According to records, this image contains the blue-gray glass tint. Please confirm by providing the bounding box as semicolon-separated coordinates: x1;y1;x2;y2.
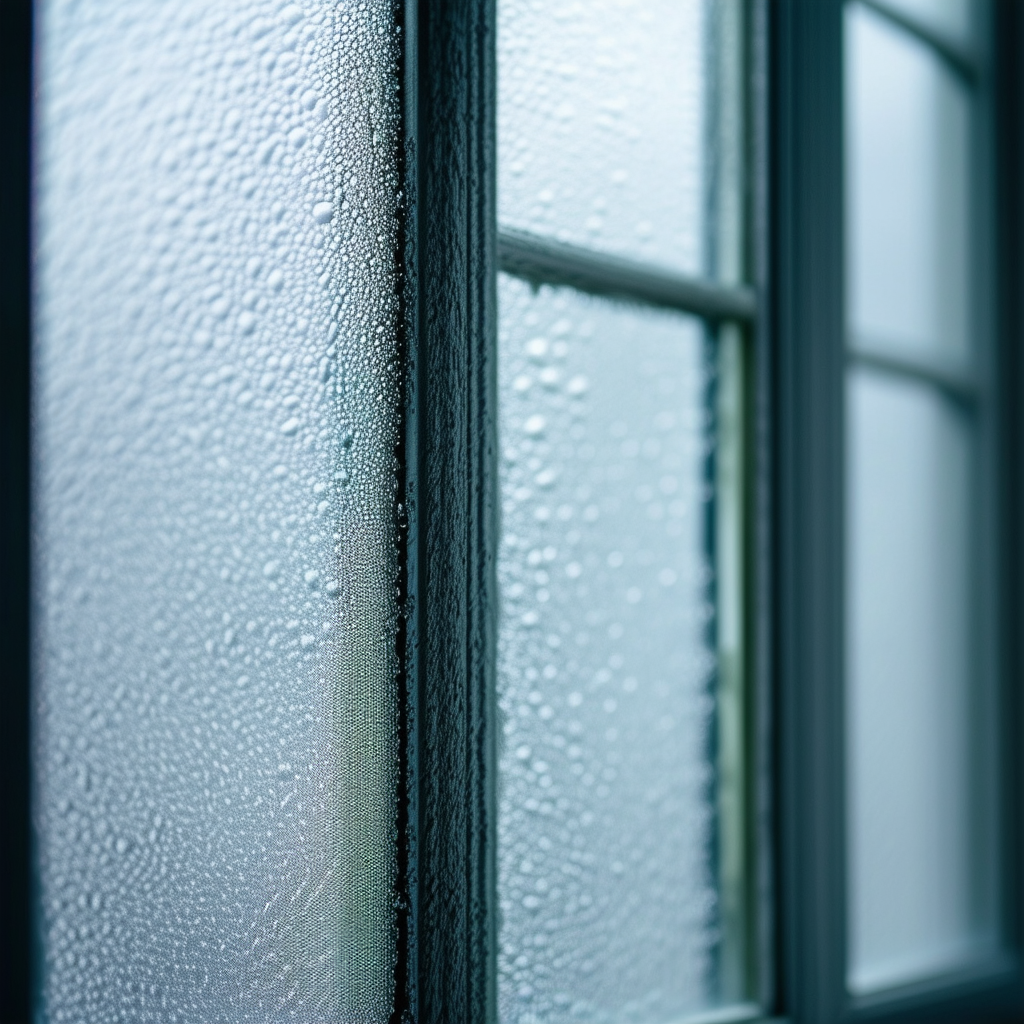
844;0;998;995
33;1;401;1019
498;0;745;282
846;3;972;365
496;276;749;1023
845;369;996;993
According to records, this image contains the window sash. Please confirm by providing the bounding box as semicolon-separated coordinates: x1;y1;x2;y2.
776;0;1023;1022
490;1;770;1018
5;0;1024;1021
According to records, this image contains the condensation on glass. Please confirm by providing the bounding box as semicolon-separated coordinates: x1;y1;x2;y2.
844;0;997;996
496;3;750;1017
496;279;749;1023
33;1;401;1020
498;0;745;281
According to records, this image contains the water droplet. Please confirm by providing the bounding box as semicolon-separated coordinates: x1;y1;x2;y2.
525;337;549;361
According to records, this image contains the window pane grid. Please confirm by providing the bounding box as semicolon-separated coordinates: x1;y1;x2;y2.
845;0;984;408
496;1;757;1018
844;0;1000;1000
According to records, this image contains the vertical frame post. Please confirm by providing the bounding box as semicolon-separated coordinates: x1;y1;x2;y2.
0;0;34;1020
771;2;848;1022
403;2;499;1022
994;0;1024;1014
772;2;1024;1021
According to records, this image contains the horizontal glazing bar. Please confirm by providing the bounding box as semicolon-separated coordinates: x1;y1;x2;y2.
497;227;758;323
847;342;980;403
858;0;979;82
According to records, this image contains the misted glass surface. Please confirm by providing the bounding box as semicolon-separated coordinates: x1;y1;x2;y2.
846;3;972;364
33;1;400;1020
496;276;748;1023
498;0;745;280
845;369;995;994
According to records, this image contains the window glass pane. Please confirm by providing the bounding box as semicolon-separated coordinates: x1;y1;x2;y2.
498;0;745;281
496;275;750;1022
845;368;996;994
846;3;972;365
33;1;401;1019
874;0;974;44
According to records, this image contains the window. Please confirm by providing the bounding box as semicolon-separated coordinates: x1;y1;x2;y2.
845;0;999;997
494;2;757;1020
774;1;1023;1021
31;1;403;1019
5;1;1024;1023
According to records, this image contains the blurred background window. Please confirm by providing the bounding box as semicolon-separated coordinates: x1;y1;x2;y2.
844;0;1000;999
32;1;402;1019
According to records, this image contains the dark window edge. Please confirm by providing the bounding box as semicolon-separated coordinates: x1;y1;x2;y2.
0;0;34;1019
404;2;498;1022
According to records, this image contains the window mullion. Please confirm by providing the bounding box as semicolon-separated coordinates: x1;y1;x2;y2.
772;1;849;1021
845;346;981;404
407;1;498;1021
497;229;758;323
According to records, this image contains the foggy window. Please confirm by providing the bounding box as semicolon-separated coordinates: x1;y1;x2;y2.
14;1;1020;1023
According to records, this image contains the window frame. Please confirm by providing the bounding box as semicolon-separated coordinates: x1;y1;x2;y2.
773;1;1024;1022
842;0;1002;1006
491;1;771;1014
5;1;1024;1022
398;3;499;1020
402;3;774;1021
407;0;1024;1021
1;0;32;1019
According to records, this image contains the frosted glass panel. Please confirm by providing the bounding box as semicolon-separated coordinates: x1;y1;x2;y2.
496;275;744;1023
33;1;400;1020
846;3;972;363
846;369;994;994
498;0;745;279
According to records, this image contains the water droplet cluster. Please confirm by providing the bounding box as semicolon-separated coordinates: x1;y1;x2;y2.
33;0;401;1020
498;0;708;273
496;275;721;1023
